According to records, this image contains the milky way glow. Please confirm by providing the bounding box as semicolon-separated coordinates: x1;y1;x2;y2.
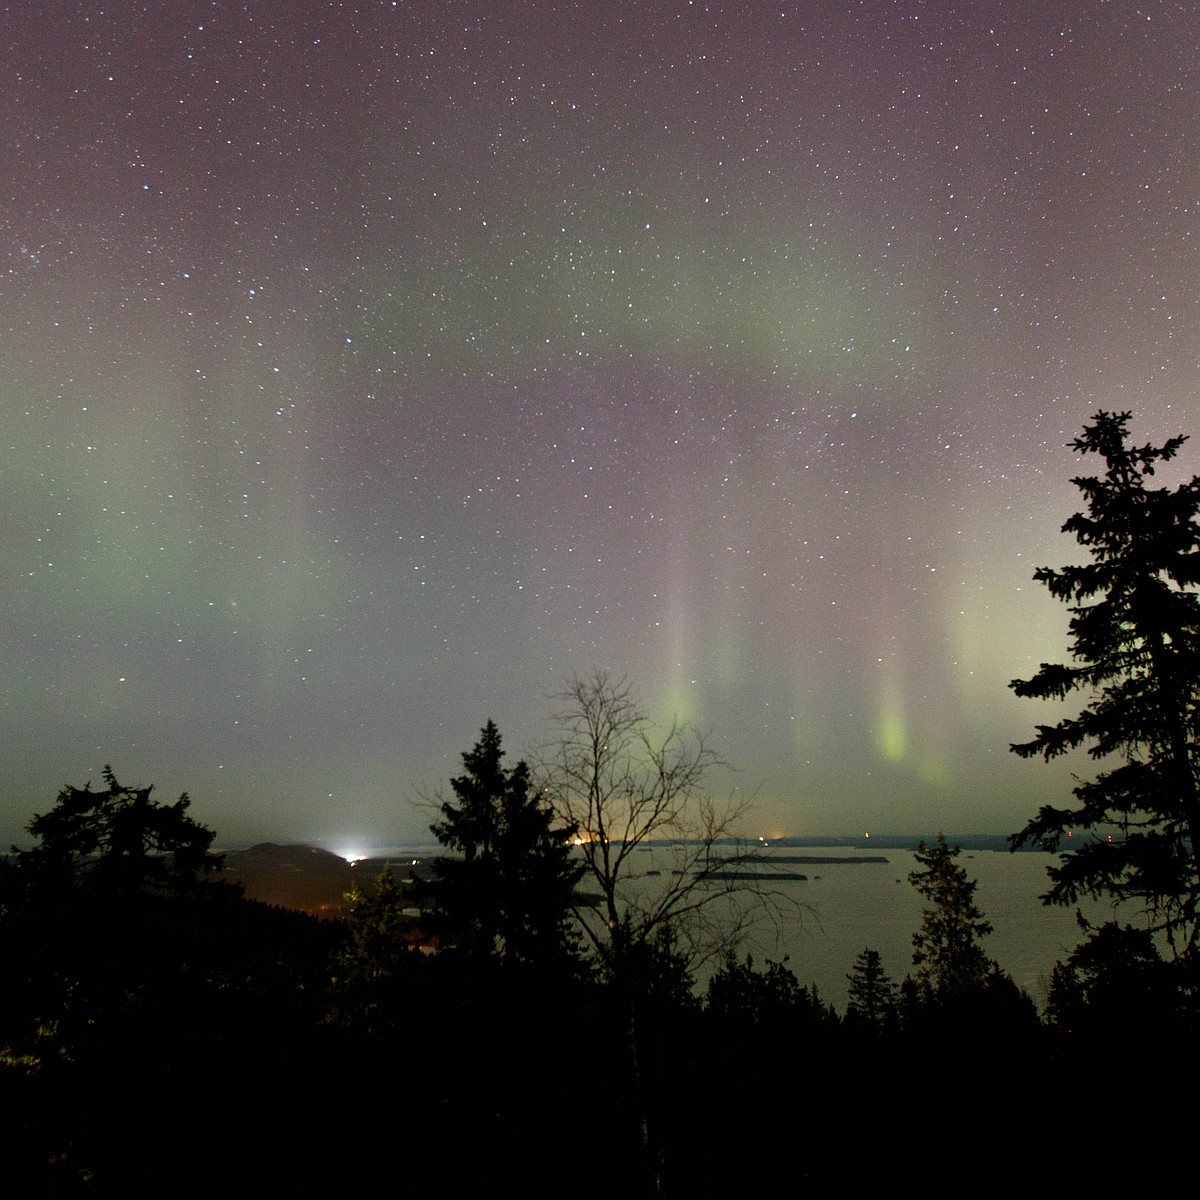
3;3;1196;847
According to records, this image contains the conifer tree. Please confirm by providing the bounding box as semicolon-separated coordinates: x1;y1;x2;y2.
1010;411;1200;954
340;865;417;979
431;720;582;970
19;765;223;898
909;834;997;996
1043;920;1174;1034
845;947;899;1032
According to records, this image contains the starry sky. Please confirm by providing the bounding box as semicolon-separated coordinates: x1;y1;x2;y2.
4;1;1198;850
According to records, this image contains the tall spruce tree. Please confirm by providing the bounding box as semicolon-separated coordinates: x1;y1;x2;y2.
431;720;582;970
1010;411;1200;955
845;947;899;1032
909;834;997;996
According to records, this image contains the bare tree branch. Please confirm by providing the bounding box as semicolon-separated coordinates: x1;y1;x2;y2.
535;670;800;975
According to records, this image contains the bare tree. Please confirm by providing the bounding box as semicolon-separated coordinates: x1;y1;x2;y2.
538;670;779;977
537;671;795;1196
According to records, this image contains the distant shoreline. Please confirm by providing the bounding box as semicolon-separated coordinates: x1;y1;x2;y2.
207;833;1034;857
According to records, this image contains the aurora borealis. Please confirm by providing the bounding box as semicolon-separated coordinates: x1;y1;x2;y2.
3;2;1197;848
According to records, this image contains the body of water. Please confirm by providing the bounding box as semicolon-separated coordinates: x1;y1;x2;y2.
725;845;1109;1010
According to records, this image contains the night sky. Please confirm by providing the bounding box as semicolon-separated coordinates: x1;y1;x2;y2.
4;2;1197;850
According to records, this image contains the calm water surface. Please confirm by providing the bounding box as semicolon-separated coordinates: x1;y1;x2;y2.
729;846;1108;1009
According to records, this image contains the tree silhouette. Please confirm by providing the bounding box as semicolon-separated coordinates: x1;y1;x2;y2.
1044;919;1179;1035
845;947;899;1033
3;771;342;1188
538;671;784;979
707;951;834;1040
18;765;223;898
909;834;996;996
537;672;797;1197
432;720;582;970
1010;410;1200;955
